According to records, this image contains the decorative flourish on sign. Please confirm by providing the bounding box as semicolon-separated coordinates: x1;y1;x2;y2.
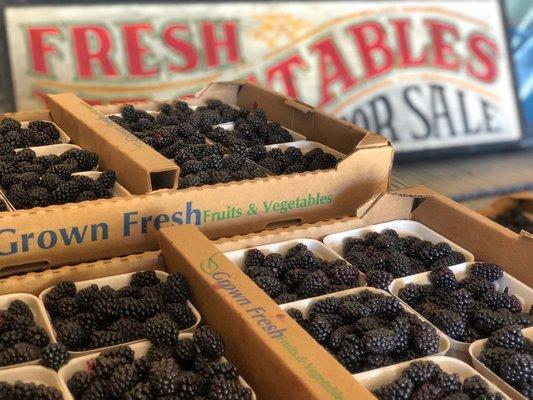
250;13;310;49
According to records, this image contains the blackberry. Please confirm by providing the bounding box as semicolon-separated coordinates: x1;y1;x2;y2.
368;297;403;320
166;303;197;329
56;297;79;319
253;276;283;298
487;325;527;350
74;285;99;311
499;353;533;385
328;264;360;286
327;325;354;351
0;343;40;366
434;371;461;395
149;357;180;396
287;308;305;324
399;283;428;306
308;316;333;345
411;320;440;356
92;297;120;322
40;342;70;370
89;330;125;348
356;316;388;332
143;314;181;346
365;354;395;370
296;270;330;298
173;337;198;368
309;297;341;319
123;381;151;400
55;321;89;350
470;263;504;282
433;310;466;340
130;270;159;288
412;383;444;400
96;170;116;190
275;293;299;304
107;363;139;397
194;326;225;361
473;308;514;336
402;361;443;386
479;347;517;371
365;270;394;290
100;345;135;362
430;267;458;290
164;272;190;304
336;338;366;373
208;377;251;400
373;377;415;400
481;290;522;313
460;276;494;297
463;375;489;398
363;328;396;355
108;318;143;341
93;355;129;379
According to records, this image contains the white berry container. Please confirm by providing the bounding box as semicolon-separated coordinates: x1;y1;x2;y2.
354;355;510;399
0;365;72;399
469;326;533;400
0;293;57;370
279;286;450;363
16;120;72;150
322;220;474;267
39;271;201;358
389;263;533;363
224;238;366;302
58;336;256;400
264;140;346;161
72;171;131;198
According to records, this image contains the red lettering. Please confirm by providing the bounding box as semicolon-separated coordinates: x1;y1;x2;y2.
392;19;428;68
467;34;498;82
27;27;60;75
265;54;306;98
310;37;358;105
201;22;240;67
347;21;394;79
163;24;198;73
71;25;118;78
426;20;460;71
122;23;159;77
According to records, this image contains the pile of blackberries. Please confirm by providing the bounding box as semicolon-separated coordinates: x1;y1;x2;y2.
398;263;532;342
175;143;268;189
0;299;51;367
245;145;339;175
478;325;532;397
0;118;61;150
340;229;467;290
0;380;63;400
373;360;504;400
66;327;253;399
43;271;197;351
493;205;532;234
0;146;116;209
243;243;363;304
287;290;440;373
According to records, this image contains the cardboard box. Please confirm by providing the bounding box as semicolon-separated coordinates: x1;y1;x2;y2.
159;224;372;400
0;82;392;271
477;192;532;233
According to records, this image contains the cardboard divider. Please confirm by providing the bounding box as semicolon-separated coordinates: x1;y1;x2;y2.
46;93;178;194
356;187;533;287
159;224;373;400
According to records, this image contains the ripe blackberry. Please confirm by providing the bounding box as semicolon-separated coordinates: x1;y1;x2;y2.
309;297;341;319
399;283;428;306
173;337;198;369
479;347;517;371
164;272;190;304
89;330;125;348
149;357;180;396
96;170;116;190
402;360;443;386
373;376;415;400
0;343;40;366
470;263;504;282
55;321;89;350
93;355;130;379
430;267;458;290
484;290;523;313
460;276;494;297
500;353;533;385
473;308;514;336
107;363;139;397
365;270;394;290
143;314;181;346
411;383;444;400
363;328;396;355
487;325;527;350
296;270;331;298
67;370;95;396
308;316;333;345
194;326;225;361
108;318;143;342
166;303;196;329
252;275;282;298
328;264;360;286
40;342;70;370
433;310;466;340
368;297;403;320
411;320;440;356
123;381;151;400
434;371;461;395
463;375;490;398
130;270;159;288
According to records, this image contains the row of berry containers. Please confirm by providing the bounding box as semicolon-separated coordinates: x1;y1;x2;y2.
0;144;131;210
0;271;201;371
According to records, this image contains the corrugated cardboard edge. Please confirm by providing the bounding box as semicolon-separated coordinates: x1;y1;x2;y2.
46;93;178;194
356;186;533;287
1;110;52;122
159;224;372;400
0;251;161;296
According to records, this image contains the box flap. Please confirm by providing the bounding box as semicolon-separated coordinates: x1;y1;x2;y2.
159;225;372;400
46;93;178;194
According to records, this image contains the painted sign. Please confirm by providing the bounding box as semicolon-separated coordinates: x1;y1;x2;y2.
4;1;523;152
